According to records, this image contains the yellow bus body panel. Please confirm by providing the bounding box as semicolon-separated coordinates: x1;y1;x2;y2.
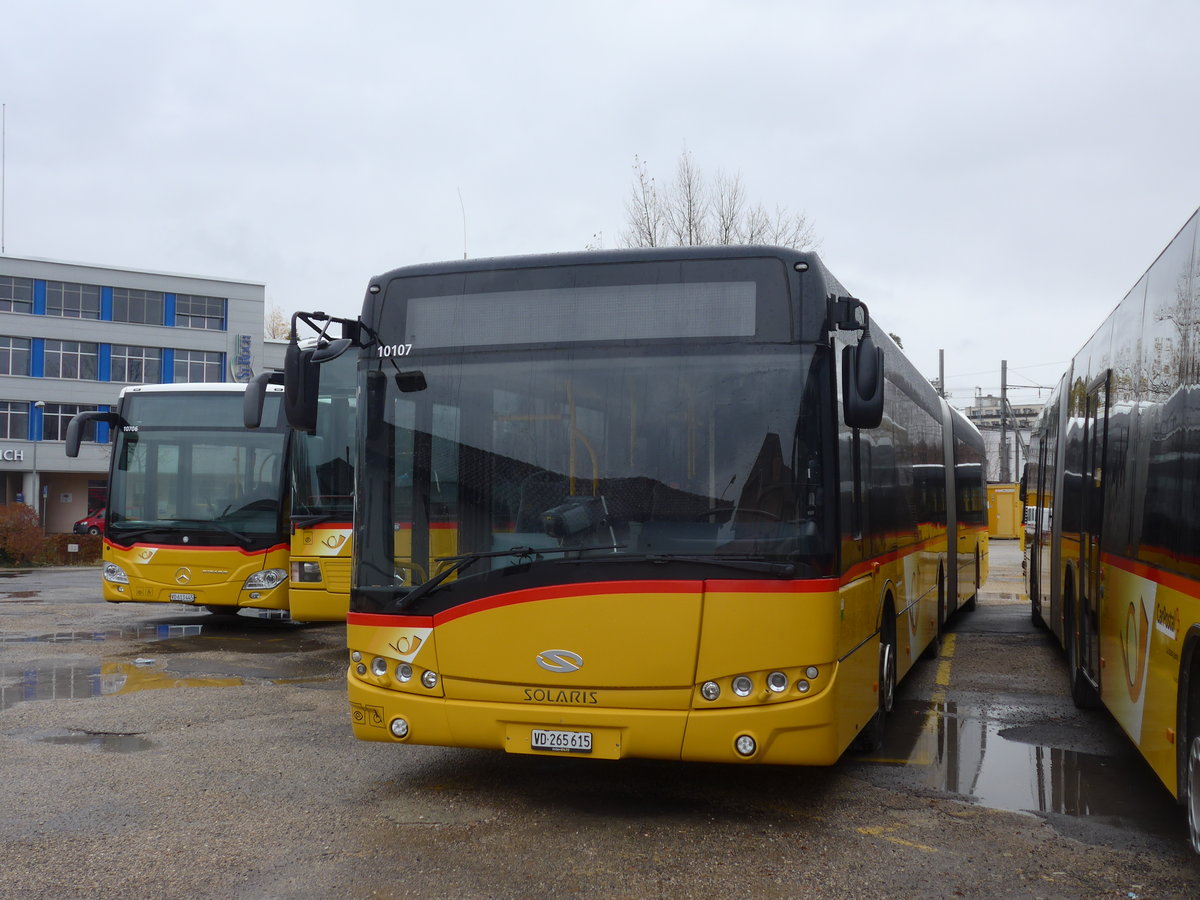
1098;557;1200;799
346;577;892;765
288;525;353;621
102;540;289;610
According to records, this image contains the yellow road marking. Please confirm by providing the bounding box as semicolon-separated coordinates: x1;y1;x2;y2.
856;825;939;852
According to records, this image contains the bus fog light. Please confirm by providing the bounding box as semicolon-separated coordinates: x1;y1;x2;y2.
421;670;438;689
732;675;753;697
371;657;389;677
390;718;410;739
805;666;819;680
355;663;367;676
291;561;322;582
701;681;720;701
767;672;788;693
396;663;413;683
735;735;757;757
796;680;811;694
102;563;129;585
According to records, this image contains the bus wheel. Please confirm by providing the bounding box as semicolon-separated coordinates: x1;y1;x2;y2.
1188;734;1200;854
1067;597;1100;709
962;550;980;612
853;615;896;752
923;570;945;660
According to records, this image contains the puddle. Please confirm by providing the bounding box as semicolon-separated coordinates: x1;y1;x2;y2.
0;658;243;712
0;624;205;645
136;631;327;656
863;698;1181;836
39;732;154;753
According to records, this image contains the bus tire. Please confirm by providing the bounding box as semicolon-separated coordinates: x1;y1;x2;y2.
853;609;897;753
1189;734;1200;855
1065;588;1100;709
962;549;980;612
923;568;945;660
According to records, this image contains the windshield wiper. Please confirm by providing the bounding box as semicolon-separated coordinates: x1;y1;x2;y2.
292;513;337;528
586;553;796;578
394;543;625;612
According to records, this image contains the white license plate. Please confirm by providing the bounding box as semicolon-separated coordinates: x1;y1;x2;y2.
531;728;592;753
168;592;197;603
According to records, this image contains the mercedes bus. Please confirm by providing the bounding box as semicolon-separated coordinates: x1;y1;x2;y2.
67;383;292;615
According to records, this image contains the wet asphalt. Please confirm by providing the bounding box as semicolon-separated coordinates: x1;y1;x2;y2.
1;545;1199;899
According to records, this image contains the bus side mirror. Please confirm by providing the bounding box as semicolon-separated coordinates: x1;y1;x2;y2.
244;371;285;429
65;410;120;458
843;331;884;429
284;341;320;434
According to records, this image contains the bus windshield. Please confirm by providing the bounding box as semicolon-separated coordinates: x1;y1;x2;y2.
107;391;289;548
355;343;834;611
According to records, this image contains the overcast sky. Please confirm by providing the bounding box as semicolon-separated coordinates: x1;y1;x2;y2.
5;0;1200;408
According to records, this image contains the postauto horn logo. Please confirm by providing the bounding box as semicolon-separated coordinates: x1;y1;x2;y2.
536;649;584;674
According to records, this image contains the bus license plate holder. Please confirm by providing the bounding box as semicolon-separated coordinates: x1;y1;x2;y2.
168;592;197;604
530;728;592;753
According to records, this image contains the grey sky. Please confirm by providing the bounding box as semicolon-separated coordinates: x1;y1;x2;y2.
4;0;1199;407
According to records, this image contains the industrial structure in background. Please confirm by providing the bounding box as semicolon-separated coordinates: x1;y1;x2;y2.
0;255;272;533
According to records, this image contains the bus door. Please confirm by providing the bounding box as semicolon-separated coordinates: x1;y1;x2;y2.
1077;371;1110;692
1031;436;1049;606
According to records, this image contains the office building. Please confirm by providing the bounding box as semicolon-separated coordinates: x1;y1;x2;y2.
0;255;266;533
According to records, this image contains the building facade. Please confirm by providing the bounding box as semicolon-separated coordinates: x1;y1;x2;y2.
0;255;266;533
963;392;1044;483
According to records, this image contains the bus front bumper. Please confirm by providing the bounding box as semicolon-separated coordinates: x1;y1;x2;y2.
347;672;847;766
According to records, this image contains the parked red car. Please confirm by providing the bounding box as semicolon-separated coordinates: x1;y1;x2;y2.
73;508;105;535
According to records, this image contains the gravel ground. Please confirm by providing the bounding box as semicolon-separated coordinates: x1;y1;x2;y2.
1;547;1198;899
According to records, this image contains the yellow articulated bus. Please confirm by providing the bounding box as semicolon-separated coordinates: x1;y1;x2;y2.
1025;205;1200;853
284;247;987;764
66;383;293;616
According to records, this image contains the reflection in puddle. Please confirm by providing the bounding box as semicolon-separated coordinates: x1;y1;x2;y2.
0;659;242;712
863;699;1180;834
40;733;154;753
0;624;205;645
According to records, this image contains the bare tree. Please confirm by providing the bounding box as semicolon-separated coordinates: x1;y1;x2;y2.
623;155;666;248
621;150;818;251
265;305;290;340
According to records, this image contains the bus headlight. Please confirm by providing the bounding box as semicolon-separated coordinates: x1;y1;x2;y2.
370;657;389;677
291;561;322;582
421;670;438;689
243;568;287;590
396;663;413;683
102;563;129;584
701;681;721;701
767;672;788;693
732;675;753;697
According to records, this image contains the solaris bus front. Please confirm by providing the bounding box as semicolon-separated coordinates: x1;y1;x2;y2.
293;249;919;765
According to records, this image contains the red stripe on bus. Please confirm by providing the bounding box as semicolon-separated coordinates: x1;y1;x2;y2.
103;539;289;556
1103;552;1200;600
347;577;839;629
